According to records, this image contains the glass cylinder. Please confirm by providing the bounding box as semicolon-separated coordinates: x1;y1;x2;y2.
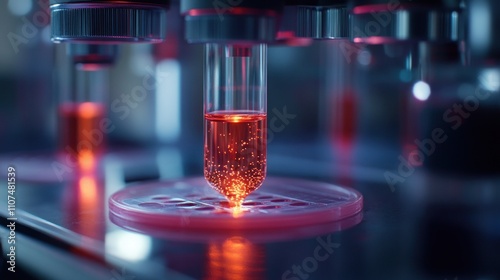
204;44;267;208
59;61;109;161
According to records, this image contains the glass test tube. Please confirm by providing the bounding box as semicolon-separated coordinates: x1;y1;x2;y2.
204;44;267;208
59;60;109;161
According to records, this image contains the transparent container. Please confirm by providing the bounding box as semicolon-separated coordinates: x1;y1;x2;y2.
59;67;109;159
204;44;267;208
58;45;112;162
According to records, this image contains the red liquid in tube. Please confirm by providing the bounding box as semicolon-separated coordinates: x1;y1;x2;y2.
59;102;105;158
204;113;267;208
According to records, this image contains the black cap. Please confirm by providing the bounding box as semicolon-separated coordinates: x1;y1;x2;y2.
51;0;169;43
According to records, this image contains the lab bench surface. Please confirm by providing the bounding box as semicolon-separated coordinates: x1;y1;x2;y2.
1;146;500;280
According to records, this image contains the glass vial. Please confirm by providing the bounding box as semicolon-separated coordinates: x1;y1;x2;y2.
59;55;109;161
204;44;267;208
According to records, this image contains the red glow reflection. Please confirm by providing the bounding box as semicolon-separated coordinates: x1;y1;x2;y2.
205;236;265;280
275;31;313;47
186;8;277;17
331;89;357;186
352;3;418;14
353;36;399;45
64;154;104;241
401;88;425;168
77;63;109;71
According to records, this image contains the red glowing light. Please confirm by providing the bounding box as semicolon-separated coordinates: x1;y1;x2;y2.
59;102;105;157
206;237;264;280
186;7;277;17
352;3;417;14
353;36;399;44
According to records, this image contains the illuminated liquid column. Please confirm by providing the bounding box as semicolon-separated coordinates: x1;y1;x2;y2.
204;44;267;208
59;45;114;161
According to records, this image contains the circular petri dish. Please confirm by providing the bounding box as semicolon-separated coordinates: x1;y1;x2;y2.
109;177;363;232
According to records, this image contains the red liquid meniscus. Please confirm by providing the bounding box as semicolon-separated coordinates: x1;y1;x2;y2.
204;113;267;208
